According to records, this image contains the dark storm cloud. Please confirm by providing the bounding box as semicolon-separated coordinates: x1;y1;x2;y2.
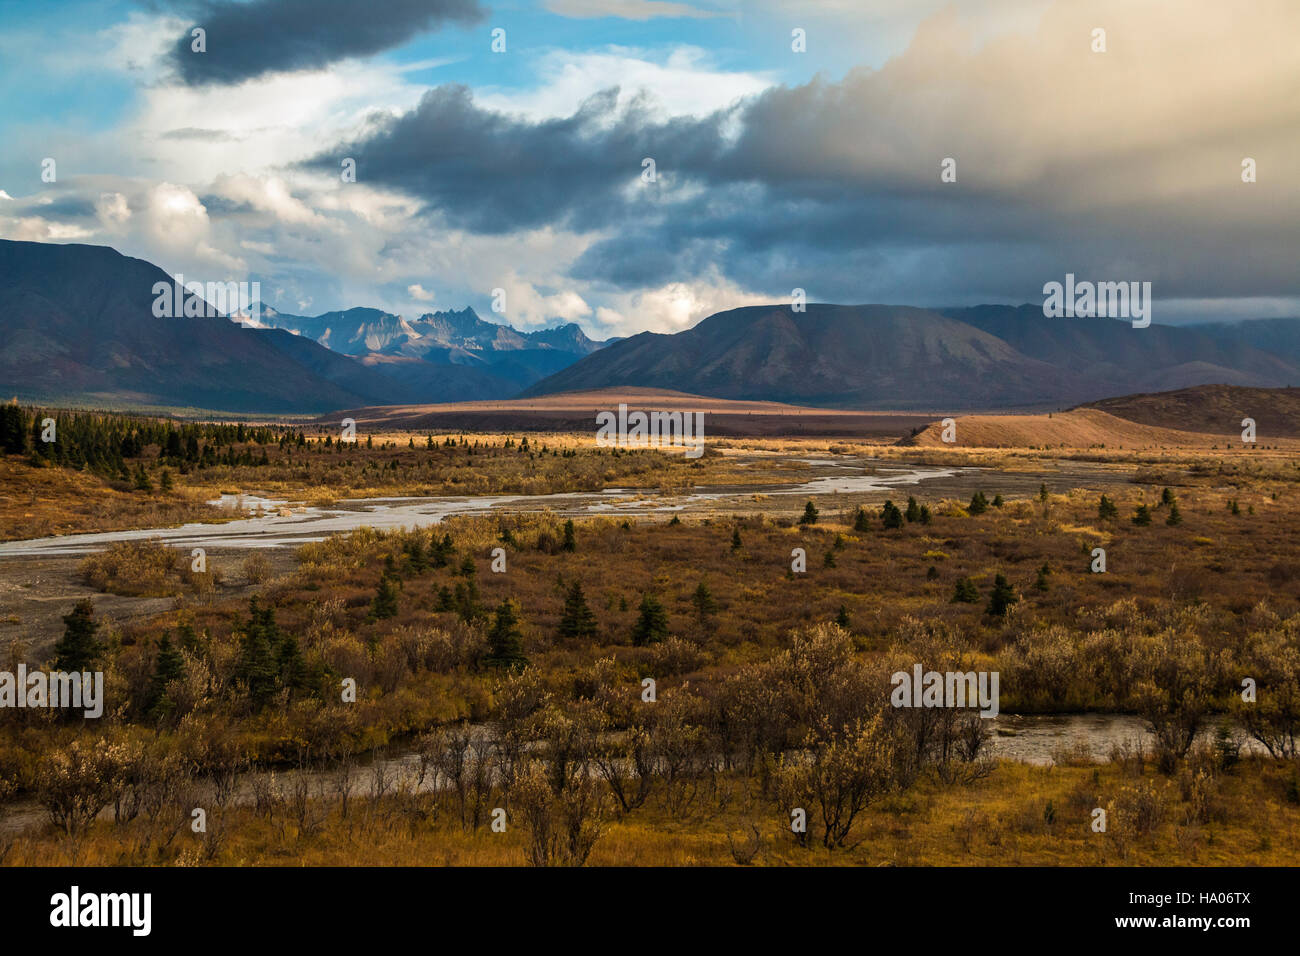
32;196;99;219
304;5;1300;308
310;85;726;234
165;0;485;86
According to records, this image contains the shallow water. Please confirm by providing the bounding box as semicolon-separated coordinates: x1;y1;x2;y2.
0;714;1267;835
0;459;978;557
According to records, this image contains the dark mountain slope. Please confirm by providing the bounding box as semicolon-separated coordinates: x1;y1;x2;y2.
527;303;1300;410
0;240;401;413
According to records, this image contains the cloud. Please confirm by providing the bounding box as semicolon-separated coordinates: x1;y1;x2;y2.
308;0;1300;310
407;283;436;301
95;192;132;231
165;0;485;86
307;84;729;234
474;46;774;120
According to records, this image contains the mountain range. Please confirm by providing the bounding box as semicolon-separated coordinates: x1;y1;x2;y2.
0;240;606;413
4;240;1300;414
523;304;1300;410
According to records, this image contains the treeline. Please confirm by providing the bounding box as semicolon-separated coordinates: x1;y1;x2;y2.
0;404;301;477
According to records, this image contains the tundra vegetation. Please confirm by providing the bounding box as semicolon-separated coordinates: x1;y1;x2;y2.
1;407;1299;865
0;406;769;542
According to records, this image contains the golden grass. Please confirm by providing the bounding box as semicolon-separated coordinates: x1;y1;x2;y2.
7;758;1297;867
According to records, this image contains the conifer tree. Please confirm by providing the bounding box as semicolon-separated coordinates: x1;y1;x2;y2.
369;574;400;620
53;599;101;672
986;574;1018;617
485;600;528;669
558;581;598;640
951;578;980;604
631;594;669;646
853;507;871;532
799;500;819;526
234;598;281;709
145;633;186;718
691;580;718;624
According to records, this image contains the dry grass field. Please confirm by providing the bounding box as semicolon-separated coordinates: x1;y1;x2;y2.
2;395;1299;867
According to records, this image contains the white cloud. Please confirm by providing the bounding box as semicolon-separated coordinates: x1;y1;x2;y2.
475;46;774;121
95;192;131;231
593;268;768;335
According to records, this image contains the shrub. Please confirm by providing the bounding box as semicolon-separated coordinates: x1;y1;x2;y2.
79;540;180;597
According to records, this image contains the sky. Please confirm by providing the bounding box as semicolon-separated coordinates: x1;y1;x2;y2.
0;0;1297;336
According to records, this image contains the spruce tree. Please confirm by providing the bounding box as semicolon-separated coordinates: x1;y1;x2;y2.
631;594;670;646
1166;501;1183;526
905;497;920;523
835;604;851;629
0;404;27;454
853;507;871;533
145;633;186;718
370;575;400;620
1098;495;1119;519
968;492;988;515
692;580;718;623
799;500;819;526
430;533;453;568
435;585;454;612
276;632;309;695
561;519;577;552
558;581;598;640
1133;504;1152;526
951;578;980;604
731;528;743;552
405;537;428;573
53;599;101;672
234;598;280;709
455;577;484;621
881;500;904;529
485;600;529;669
986;574;1018;617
